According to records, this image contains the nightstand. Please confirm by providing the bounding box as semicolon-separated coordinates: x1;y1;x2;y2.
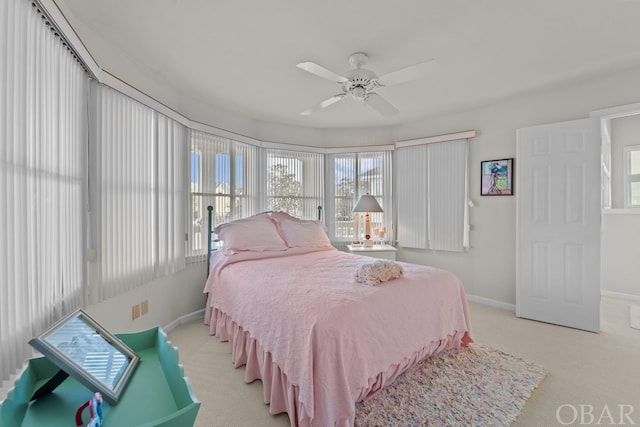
347;244;397;260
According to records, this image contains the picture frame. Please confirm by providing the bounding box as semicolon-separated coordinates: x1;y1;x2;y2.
481;158;514;196
28;308;139;405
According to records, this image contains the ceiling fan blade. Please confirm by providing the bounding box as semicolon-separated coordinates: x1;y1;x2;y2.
366;93;399;117
377;59;439;87
296;62;349;83
300;94;346;116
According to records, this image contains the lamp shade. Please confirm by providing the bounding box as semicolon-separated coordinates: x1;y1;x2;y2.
352;194;383;213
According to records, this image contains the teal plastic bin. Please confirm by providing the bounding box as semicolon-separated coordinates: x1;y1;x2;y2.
0;327;200;427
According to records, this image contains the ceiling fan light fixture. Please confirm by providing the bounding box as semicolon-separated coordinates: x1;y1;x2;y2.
348;52;369;69
352;86;366;100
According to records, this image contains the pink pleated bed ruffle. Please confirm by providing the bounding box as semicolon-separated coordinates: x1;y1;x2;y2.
207;303;311;425
205;300;471;427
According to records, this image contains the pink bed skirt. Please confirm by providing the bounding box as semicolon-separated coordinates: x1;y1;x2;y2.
204;298;471;426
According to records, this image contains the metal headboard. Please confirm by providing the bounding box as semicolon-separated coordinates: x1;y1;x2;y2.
206;206;214;267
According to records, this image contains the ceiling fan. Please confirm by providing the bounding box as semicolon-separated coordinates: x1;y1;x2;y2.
296;52;438;117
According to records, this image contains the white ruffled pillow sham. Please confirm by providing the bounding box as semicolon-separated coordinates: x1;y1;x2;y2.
214;215;287;255
270;212;333;249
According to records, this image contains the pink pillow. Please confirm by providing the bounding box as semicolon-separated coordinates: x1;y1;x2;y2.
269;211;302;223
276;217;333;249
214;215;287;254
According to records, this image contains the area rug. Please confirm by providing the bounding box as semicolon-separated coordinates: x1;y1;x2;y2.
355;344;546;426
631;305;640;330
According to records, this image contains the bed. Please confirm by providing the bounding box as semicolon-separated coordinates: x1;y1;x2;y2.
203;210;472;426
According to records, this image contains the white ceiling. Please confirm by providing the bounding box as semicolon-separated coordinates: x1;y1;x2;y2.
53;0;640;130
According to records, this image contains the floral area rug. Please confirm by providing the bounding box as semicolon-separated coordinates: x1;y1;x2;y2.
355;344;546;426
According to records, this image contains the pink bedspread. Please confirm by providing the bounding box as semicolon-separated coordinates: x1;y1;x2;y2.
203;248;472;426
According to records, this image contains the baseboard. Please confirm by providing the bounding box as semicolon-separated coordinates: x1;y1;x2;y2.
467;294;516;312
601;290;640;303
163;308;205;333
467;291;640;311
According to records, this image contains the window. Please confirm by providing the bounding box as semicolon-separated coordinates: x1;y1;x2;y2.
326;151;393;243
624;145;640;208
188;131;258;258
264;149;324;219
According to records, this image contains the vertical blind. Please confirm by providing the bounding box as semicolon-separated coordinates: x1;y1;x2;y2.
396;139;469;251
264;148;324;219
396;144;428;248
88;83;186;302
1;0;87;383
155;115;187;276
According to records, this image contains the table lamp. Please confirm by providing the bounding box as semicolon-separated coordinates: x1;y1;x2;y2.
352;194;383;246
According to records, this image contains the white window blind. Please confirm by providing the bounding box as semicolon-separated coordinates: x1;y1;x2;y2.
1;0;87;383
396;144;428;249
396;139;469;251
188;130;259;259
264;148;324;219
88;83;186;302
155;115;187;275
326;151;393;245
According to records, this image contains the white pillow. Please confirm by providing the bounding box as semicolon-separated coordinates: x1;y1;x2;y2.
277;217;333;249
214;215;287;254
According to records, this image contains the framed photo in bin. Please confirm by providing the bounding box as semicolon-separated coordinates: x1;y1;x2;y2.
481;158;514;196
28;308;139;405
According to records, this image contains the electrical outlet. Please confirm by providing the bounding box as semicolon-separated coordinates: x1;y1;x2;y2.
132;304;141;320
141;300;148;315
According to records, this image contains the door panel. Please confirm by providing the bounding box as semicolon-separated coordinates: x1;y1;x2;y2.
516;118;601;332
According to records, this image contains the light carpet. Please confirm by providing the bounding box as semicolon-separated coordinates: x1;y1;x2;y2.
631;305;640;330
355;344;546;427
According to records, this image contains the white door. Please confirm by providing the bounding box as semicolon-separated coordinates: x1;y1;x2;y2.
516;118;601;332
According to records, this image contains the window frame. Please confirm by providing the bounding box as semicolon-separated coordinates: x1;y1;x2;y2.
188;131;259;259
624;144;640;208
329;152;392;243
264;149;324;220
188;133;236;258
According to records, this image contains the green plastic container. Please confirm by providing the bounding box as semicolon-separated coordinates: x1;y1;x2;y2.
0;327;200;427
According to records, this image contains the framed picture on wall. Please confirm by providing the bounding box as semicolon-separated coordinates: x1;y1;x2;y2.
481;158;514;196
